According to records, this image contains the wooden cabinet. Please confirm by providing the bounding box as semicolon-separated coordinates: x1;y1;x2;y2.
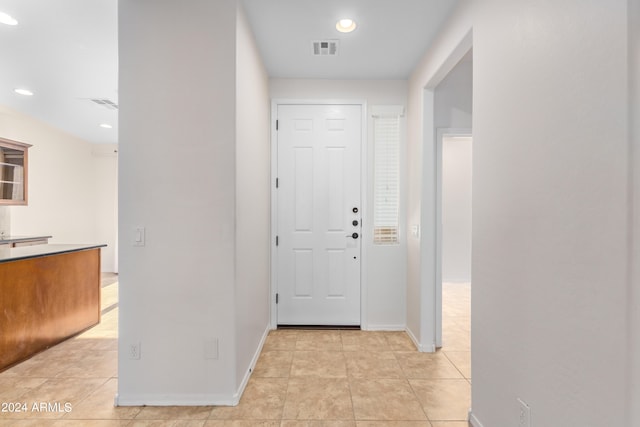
0;137;31;205
0;245;103;372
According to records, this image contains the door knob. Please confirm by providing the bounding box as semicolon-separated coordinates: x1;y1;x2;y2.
352;220;359;226
352;207;359;213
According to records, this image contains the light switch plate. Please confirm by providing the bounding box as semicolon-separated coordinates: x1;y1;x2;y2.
133;226;145;246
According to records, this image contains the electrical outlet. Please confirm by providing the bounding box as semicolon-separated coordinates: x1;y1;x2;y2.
129;342;141;360
204;338;219;360
518;398;531;427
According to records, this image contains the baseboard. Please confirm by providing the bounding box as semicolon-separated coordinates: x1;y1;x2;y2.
405;327;436;353
421;342;436;352
364;324;406;331
114;393;238;406
469;410;485;427
405;326;421;351
233;324;271;404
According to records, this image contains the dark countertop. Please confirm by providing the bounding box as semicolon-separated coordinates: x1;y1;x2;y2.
0;235;52;244
0;244;106;264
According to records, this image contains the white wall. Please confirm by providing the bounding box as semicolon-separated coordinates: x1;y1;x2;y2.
0;105;117;271
118;0;239;404
435;59;473;130
406;84;425;346
118;0;270;405
630;0;640;424
92;144;119;273
442;136;472;282
0;206;9;237
435;56;473;284
410;1;630;426
269;79;408;330
235;3;271;390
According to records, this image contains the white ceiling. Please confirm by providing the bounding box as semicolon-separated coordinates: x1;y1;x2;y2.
242;0;460;79
0;0;118;145
0;0;459;145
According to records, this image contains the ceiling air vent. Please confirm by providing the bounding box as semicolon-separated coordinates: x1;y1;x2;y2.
90;98;118;110
312;40;339;56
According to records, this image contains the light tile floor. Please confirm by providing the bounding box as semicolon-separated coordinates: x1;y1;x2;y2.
0;278;470;427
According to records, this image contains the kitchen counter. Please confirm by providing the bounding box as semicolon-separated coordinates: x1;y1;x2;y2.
0;243;105;371
0;243;105;263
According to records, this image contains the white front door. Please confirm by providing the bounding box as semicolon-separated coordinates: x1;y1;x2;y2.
276;104;362;325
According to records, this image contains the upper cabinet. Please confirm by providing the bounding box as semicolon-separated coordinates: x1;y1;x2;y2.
0;138;31;205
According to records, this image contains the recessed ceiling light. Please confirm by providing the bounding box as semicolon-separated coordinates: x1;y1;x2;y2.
336;18;356;33
100;123;113;129
14;88;33;96
0;11;18;26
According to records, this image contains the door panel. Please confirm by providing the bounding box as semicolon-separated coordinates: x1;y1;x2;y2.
294;148;313;231
276;104;361;325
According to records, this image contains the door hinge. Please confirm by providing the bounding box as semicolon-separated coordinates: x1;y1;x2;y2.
276;177;279;188
276;293;279;304
276;120;279;130
276;236;279;246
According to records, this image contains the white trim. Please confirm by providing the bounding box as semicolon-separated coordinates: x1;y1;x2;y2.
405;326;420;350
365;324;406;331
270;102;278;330
405;326;436;352
360;102;369;329
419;88;438;353
270;99;368;329
434;128;472;348
115;393;239;407
422;342;436;353
235;325;270;404
469;410;485;427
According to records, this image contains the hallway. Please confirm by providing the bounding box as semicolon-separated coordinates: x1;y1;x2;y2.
0;276;470;426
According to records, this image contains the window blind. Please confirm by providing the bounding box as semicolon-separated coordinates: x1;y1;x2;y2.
373;113;400;244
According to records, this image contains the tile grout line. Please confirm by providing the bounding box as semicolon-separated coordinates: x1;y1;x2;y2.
60;376;113;420
441;350;469;381
343;342;359;423
395;345;434;424
280;335;295;423
337;337;360;423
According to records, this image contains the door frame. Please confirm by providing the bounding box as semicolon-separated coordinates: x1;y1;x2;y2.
435;128;472;347
270;99;368;329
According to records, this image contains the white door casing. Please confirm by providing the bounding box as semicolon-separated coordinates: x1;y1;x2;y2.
275;104;362;325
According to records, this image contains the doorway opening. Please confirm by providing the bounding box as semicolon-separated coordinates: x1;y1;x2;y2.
436;132;472;355
417;33;472;354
